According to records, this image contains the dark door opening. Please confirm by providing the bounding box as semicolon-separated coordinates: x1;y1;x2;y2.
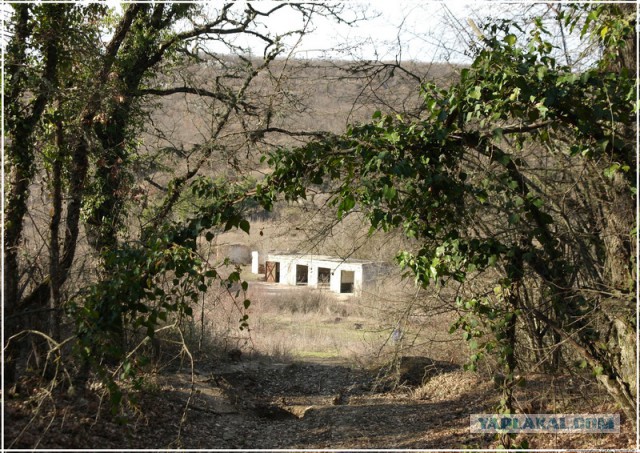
340;270;355;293
296;264;309;285
318;267;331;288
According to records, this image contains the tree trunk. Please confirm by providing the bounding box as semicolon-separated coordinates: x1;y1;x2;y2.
533;308;636;425
4;4;64;384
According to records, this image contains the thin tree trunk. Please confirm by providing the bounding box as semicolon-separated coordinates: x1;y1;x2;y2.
4;4;63;385
48;114;65;341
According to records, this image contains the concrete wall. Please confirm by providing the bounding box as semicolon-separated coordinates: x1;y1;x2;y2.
251;251;259;274
222;244;251;265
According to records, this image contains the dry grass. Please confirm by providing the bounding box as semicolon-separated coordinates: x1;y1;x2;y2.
245;284;388;363
412;369;486;401
182;262;469;372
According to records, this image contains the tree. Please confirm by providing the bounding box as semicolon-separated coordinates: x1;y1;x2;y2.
4;2;356;392
260;3;637;433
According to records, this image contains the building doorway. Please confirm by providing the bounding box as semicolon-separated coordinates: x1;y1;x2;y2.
265;261;280;282
318;267;331;288
340;270;355;293
296;264;309;285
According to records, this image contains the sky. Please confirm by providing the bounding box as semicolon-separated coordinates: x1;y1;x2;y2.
264;1;478;63
217;1;483;64
222;2;586;66
0;1;558;65
0;1;474;62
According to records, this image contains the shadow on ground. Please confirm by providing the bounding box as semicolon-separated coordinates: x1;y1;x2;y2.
172;357;495;449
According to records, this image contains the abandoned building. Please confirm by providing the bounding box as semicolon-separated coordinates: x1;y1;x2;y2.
253;252;387;296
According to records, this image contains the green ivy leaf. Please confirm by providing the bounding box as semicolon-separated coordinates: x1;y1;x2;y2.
239;219;250;234
383;184;397;201
338;194;356;217
604;163;620;179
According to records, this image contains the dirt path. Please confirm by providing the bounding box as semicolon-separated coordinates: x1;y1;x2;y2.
168;359;493;449
5;356;493;449
5;356;634;449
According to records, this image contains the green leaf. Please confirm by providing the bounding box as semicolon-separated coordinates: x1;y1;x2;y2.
383;184;397;201
498;154;511;166
339;194;356;216
531;197;544;208
504;34;517;46
239;219;250;234
537;103;548;118
110;389;123;409
386;131;400;143
604;163;620;179
536;66;547;80
243;299;251;309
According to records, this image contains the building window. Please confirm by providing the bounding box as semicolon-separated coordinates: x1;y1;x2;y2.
340;270;355;293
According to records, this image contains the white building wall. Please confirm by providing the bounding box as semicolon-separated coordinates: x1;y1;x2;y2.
251;251;259;274
308;265;318;287
354;266;363;295
265;254;378;296
329;268;341;293
280;260;291;285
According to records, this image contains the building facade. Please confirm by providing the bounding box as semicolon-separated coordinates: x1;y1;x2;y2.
255;252;386;296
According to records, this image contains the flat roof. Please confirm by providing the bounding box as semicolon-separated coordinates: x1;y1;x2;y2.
265;253;375;265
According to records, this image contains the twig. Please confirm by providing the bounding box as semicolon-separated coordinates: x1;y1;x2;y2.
172;324;196;447
111;323;177;378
